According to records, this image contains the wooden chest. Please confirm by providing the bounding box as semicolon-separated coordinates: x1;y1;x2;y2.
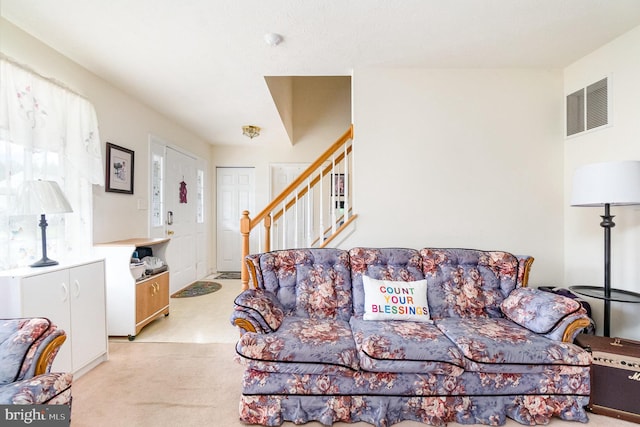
575;334;640;424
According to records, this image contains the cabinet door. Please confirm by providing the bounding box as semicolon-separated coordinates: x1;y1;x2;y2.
135;272;169;327
154;272;170;314
69;261;107;371
22;270;73;372
135;279;155;325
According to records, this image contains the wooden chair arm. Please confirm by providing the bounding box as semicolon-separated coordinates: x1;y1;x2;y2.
562;318;592;343
35;334;66;376
234;318;257;334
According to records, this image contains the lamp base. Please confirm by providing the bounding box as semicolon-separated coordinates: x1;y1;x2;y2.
30;257;59;268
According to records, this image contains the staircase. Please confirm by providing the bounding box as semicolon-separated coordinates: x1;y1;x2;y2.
240;125;356;289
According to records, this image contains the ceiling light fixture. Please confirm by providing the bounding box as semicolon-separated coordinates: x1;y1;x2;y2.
264;33;283;46
242;125;261;139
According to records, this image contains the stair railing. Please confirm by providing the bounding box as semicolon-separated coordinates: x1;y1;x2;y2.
240;125;355;289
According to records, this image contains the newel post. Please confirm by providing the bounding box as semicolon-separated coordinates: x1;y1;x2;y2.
240;210;251;291
263;215;272;252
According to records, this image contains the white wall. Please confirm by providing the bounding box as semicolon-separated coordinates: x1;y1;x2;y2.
347;68;565;285
564;25;640;339
1;19;212;252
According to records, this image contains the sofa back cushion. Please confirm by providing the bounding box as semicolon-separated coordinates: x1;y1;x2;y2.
420;248;519;319
257;248;352;321
349;248;424;317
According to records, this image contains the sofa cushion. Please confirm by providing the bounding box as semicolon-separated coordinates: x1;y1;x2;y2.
501;287;582;334
258;249;352;321
349;248;424;318
436;317;591;374
350;317;464;376
235;316;359;374
362;276;431;322
420;249;519;319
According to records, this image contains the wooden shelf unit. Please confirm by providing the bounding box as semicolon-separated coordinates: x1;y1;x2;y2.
95;238;170;340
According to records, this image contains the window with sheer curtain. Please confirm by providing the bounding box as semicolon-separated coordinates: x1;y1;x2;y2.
0;58;104;270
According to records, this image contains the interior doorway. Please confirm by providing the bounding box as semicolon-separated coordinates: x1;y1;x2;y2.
216;167;255;272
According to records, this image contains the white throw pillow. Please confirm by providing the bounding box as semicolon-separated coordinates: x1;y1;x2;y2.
362;276;431;322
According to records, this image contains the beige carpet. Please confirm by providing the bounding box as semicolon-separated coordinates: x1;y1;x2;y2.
71;342;243;426
71;342;636;427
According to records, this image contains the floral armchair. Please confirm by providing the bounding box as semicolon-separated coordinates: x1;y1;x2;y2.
0;318;72;405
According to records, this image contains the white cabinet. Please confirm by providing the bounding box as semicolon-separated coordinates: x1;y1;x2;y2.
0;260;108;377
94;238;170;340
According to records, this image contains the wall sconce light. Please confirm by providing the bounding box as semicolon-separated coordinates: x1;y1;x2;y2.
242;125;261;139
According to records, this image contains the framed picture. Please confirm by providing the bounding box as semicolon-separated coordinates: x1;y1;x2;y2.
106;142;134;194
331;173;345;196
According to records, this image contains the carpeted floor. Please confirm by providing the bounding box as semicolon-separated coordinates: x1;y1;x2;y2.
71;342;242;426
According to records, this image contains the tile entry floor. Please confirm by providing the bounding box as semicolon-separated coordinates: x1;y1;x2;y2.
109;277;241;344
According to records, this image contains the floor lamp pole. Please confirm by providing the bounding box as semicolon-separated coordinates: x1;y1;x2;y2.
600;203;614;337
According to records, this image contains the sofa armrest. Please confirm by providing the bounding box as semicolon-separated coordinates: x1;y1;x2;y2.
501;287;591;342
542;309;593;342
0;372;73;405
230;289;285;334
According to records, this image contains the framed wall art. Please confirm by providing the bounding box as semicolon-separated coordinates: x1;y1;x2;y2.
331;173;345;196
106;142;135;194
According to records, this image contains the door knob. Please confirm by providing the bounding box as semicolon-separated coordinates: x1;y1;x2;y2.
167;230;175;236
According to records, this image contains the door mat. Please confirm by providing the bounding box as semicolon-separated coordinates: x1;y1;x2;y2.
215;272;241;280
171;281;222;298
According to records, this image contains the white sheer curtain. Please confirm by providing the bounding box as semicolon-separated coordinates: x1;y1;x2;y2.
0;58;103;270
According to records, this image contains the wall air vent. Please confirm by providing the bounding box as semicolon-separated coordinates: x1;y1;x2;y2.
566;77;608;137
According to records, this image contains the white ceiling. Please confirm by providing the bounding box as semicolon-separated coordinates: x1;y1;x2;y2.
2;0;640;147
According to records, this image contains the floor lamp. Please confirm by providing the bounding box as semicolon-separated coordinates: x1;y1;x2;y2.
570;160;640;337
16;180;73;267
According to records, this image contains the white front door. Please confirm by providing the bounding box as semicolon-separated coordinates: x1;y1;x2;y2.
216;167;255;272
165;147;197;293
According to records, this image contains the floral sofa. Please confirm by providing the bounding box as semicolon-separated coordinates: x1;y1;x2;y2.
0;317;72;405
231;248;592;427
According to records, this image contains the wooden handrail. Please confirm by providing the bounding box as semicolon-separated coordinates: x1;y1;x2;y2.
249;125;353;228
240;125;354;290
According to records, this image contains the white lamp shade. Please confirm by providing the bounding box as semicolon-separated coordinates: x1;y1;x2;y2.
571;160;640;207
15;180;73;215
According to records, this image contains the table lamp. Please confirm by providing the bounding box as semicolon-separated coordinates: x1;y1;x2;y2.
570;160;640;337
16;180;73;267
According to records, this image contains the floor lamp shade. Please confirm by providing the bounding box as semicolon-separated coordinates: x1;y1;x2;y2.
570;160;640;337
16;180;73;267
571;161;640;207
